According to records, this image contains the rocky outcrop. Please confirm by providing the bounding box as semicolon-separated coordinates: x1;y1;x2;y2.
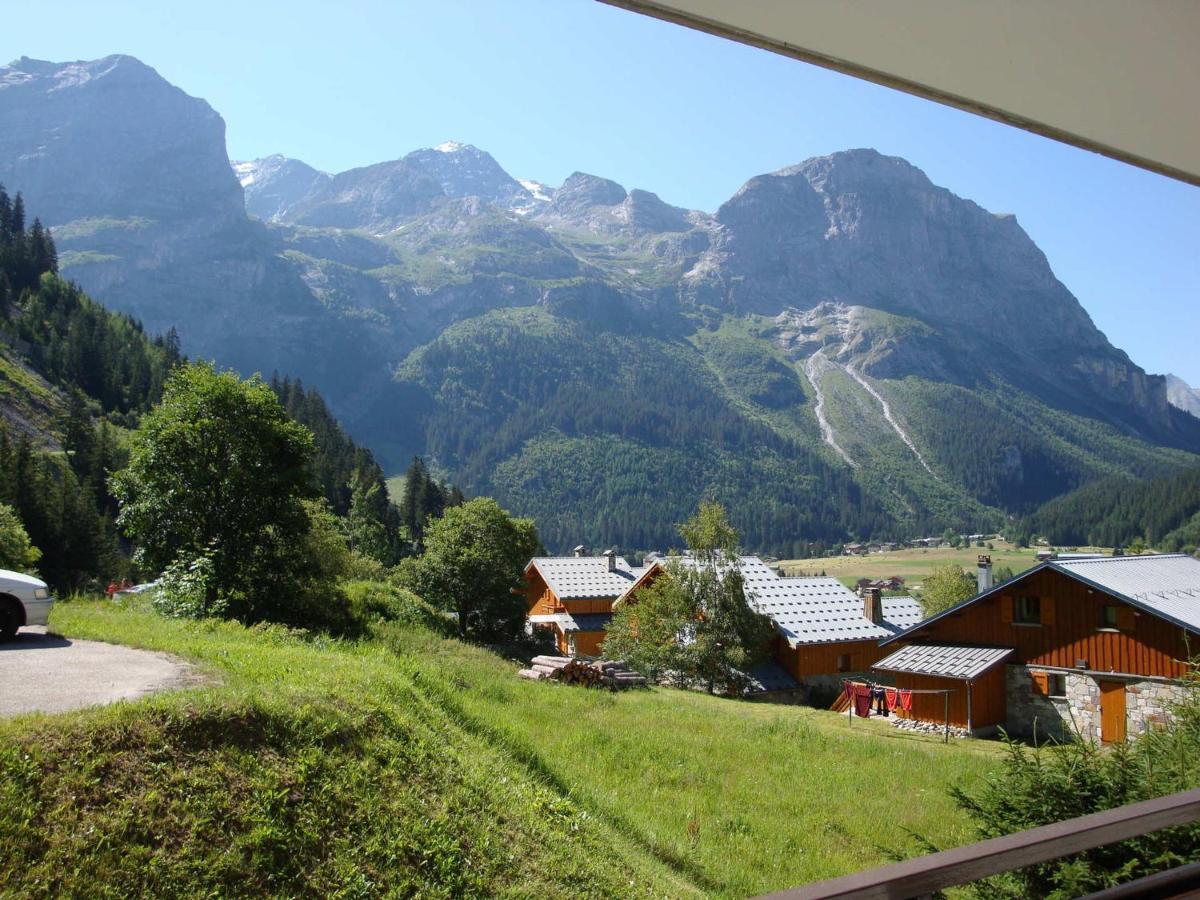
0;55;243;225
235;155;330;223
1166;374;1200;419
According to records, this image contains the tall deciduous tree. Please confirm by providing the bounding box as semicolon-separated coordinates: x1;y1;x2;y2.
112;363;315;620
605;501;774;694
919;562;978;616
405;497;539;639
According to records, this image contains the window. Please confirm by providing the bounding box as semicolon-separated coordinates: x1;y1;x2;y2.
837;653;852;673
1048;673;1067;698
1014;595;1041;624
1099;605;1119;629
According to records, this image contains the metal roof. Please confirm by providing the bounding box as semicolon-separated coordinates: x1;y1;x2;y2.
529;556;645;600
622;554;924;646
526;611;613;633
744;660;801;694
872;644;1014;681
1051;554;1200;634
883;553;1200;646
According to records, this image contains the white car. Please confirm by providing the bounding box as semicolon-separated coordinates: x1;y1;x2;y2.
0;569;54;641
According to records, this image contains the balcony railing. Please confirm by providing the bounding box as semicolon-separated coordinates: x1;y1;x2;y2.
758;787;1200;899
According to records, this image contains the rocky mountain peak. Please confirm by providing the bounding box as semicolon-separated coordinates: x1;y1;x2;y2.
0;54;242;225
620;188;692;233
234;155;331;223
1166;374;1200;419
550;172;628;214
402;142;529;207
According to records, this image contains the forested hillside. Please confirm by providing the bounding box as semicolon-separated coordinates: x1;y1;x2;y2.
1026;465;1200;552
0;187;404;588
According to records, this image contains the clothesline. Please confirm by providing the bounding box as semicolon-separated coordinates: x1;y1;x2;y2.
841;679;957;743
842;679;957;695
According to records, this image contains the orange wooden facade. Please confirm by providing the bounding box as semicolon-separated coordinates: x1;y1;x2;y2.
524;565;615;657
881;566;1193;731
890;666;1008;730
774;637;895;678
898;568;1190;678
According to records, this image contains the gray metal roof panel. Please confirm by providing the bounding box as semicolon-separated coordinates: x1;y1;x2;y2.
1051;555;1200;632
532;556;642;600
655;555;924;645
565;612;614;633
872;643;1014;680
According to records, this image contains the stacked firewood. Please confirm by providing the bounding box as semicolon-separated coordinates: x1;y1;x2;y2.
517;656;648;689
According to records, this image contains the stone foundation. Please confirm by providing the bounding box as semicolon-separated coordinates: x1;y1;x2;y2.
1005;665;1187;742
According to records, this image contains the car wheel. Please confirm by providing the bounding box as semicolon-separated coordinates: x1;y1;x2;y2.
0;602;18;642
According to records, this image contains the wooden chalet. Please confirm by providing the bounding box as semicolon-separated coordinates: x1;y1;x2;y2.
523;548;645;656
617;555;923;690
873;554;1200;741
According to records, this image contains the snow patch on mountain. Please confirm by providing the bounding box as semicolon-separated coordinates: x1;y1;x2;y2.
518;179;552;203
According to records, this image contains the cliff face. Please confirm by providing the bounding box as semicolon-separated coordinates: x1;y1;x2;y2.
0;55;243;225
699;150;1168;428
2;54;1195;550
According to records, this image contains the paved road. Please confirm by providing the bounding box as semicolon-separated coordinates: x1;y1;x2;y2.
0;626;193;716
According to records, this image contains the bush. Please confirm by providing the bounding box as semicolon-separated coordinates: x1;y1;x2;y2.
343;580;456;637
154;550;221;619
0;502;40;573
952;670;1200;897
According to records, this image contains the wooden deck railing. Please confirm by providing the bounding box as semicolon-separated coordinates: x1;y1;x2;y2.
758;787;1200;900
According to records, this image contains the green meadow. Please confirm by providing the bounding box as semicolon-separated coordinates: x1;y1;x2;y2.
1;599;1003;897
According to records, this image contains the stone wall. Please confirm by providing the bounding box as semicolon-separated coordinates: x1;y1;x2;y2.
1005;664;1187;742
1006;665;1074;741
1126;679;1188;736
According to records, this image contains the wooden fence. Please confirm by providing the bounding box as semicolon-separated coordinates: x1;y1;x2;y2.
758;787;1200;899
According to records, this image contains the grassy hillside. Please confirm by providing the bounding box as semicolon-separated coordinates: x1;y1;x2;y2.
2;600;1002;897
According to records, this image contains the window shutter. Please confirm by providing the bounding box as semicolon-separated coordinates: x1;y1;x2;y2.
1117;606;1136;632
1000;595;1013;624
1041;597;1056;626
1031;671;1049;695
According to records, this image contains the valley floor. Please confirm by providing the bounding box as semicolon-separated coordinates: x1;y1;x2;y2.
1;601;1002;897
780;542;1055;588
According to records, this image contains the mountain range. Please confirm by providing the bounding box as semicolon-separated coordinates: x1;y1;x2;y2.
2;54;1198;554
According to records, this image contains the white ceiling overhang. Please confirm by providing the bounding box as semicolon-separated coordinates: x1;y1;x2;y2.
601;0;1200;187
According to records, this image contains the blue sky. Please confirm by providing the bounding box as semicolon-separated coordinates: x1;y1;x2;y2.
4;0;1198;383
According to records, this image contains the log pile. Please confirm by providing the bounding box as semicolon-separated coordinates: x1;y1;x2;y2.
517;655;647;689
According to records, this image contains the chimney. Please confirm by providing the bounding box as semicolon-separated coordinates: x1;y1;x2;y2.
604;548;617;572
977;555;993;593
573;544;587;558
863;587;883;625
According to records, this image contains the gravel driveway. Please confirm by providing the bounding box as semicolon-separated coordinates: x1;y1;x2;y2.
0;626;194;716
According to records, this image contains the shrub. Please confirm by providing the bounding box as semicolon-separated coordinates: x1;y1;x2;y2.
154;549;222;619
343;580;456;637
0;502;40;573
953;670;1200;897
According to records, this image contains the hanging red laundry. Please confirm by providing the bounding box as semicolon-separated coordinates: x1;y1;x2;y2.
898;689;913;712
842;680;853;701
884;687;899;711
853;685;873;718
